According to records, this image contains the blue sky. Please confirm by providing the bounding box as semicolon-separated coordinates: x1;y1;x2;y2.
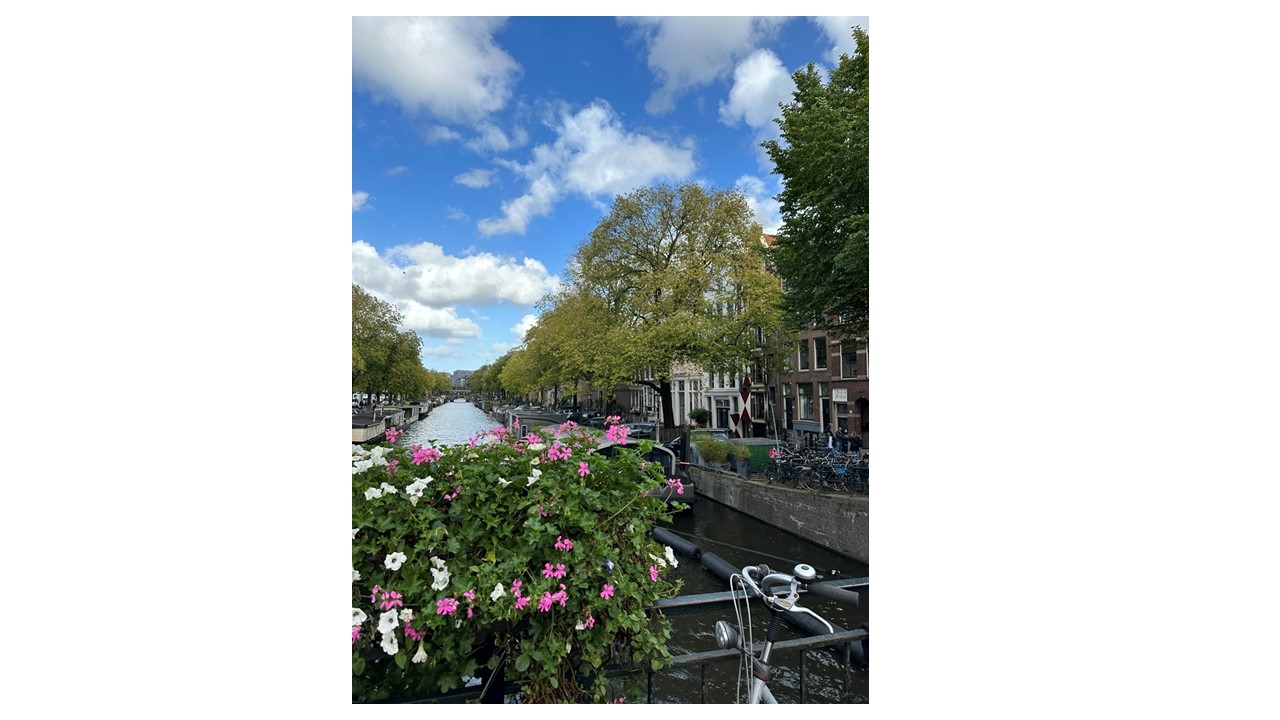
352;16;868;375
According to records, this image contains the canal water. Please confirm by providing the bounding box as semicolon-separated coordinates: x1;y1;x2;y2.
402;400;869;703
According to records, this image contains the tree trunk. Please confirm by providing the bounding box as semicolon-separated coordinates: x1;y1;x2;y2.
660;377;675;429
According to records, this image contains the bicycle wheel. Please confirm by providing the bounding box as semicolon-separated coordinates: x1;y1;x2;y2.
796;467;823;492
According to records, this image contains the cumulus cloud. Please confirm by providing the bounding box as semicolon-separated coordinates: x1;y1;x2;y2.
423;125;461;143
809;16;868;66
352;17;521;122
734;175;782;235
620;16;787;115
465;121;530;153
478;101;695;235
352;239;562;308
397;300;483;338
719;49;794;129
511;314;538;341
454;169;497;188
385;165;409;176
353;191;371;212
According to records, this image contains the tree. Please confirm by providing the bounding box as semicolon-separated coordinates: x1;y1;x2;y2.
762;26;869;339
548;183;784;428
352;283;437;403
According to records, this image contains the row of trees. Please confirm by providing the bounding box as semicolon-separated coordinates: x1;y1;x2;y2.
352;284;451;403
481;26;869;425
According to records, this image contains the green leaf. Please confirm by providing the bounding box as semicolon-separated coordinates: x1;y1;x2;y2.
394;650;407;669
515;653;531;673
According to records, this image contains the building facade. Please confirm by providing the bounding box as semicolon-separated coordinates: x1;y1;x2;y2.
775;331;869;449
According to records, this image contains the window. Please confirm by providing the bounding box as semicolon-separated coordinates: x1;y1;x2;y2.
798;383;814;420
819;382;829;398
798;340;810;370
815;338;827;370
841;344;857;378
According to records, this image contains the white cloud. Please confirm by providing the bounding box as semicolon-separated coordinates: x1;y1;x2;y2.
353;191;371;212
397;301;483;338
423;125;461;143
446;207;470;222
620;17;788;115
352;239;562;308
511;314;538;341
478;101;695;235
734;175;782;235
809;16;868;66
352;17;521;123
454;169;497;188
719;49;794;129
465;121;530;153
385;165;408;176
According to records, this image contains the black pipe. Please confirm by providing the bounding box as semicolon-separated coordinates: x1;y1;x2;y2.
653;527;702;560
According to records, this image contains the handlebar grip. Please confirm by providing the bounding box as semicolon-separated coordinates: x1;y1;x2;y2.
803;581;861;607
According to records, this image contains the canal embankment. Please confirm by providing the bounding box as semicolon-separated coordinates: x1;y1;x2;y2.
687;464;869;564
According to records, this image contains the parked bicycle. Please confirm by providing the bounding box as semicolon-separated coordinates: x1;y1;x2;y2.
714;562;866;703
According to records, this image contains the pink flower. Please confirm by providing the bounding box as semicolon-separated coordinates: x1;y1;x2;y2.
510;579;523;596
379;590;404;610
411;446;441;465
370;585;381;604
542;563;567;579
667;478;685;495
537;592;553;612
351;626;361;644
404;620;424;642
585;614;595;629
385;427;402;443
436;597;459;616
605;424;631;443
768;448;780;458
385;459;399;475
463;589;476;601
555;535;574;552
600;584;614;599
578;461;590;477
649;565;659;582
605;415;621;426
514;595;530;610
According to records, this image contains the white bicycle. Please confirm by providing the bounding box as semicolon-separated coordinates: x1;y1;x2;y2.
714;563;865;703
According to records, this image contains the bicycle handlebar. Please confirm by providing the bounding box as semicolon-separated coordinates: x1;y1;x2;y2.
801;580;861;608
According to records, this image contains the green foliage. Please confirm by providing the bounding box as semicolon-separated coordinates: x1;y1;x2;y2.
352;284;442;399
534;183;785;426
691;433;731;464
351;423;684;703
762;26;869;339
688;408;711;426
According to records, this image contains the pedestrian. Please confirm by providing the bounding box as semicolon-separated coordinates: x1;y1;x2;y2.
825;429;836;457
835;426;848;454
849;432;862;460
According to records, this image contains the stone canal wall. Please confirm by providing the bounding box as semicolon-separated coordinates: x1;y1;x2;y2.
688;466;869;565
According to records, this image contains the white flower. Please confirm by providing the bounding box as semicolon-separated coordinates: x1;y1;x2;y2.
528;443;545;452
352;446;370;459
384;551;407;571
379;482;398;494
497;477;510;487
490;583;506;601
352;528;359;539
370;446;392;466
422;475;436;486
650;553;667;569
466;452;479;460
575;620;586;630
530;456;541;465
377;609;399;634
412;642;428;664
352;459;374;474
364;486;383;500
352;568;360;582
664;545;678;569
430;555;446;570
352;608;368;626
406;479;428;497
527;468;543;486
380;631;399;655
430;565;451;591
399;608;415;624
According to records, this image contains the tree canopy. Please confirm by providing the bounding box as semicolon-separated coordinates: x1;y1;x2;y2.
352;283;445;400
762;26;869;339
530;183;785;426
